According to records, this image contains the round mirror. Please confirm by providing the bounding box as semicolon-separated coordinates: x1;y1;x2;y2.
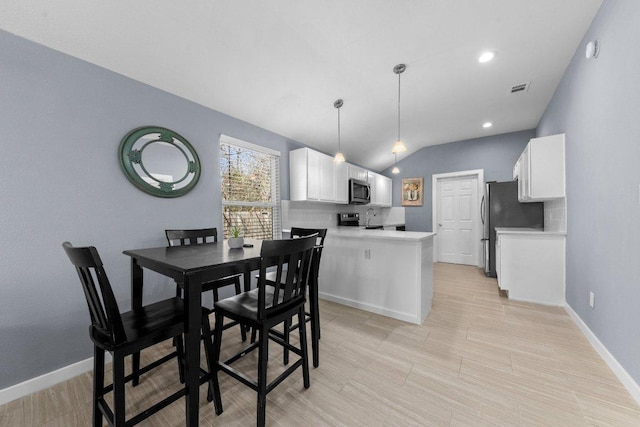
119;126;201;197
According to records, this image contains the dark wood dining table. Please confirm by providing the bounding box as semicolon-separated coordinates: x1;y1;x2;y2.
123;239;263;427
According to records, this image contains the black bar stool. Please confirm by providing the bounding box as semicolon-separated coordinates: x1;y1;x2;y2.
263;227;326;367
207;235;316;426
62;242;215;426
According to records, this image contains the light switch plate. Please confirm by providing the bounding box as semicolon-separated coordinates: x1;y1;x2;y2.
589;292;595;308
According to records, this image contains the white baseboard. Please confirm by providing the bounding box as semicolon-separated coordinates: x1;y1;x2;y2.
565;303;640;406
319;292;421;324
0;353;111;406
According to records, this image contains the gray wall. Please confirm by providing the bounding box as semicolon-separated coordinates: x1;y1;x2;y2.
537;0;640;382
381;130;534;231
0;29;303;389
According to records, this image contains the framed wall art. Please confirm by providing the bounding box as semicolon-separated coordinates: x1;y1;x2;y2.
401;177;423;206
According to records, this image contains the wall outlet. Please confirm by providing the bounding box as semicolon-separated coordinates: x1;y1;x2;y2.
589;291;595;308
364;249;371;260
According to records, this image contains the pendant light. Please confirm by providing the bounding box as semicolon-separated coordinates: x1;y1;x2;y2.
391;153;400;174
334;99;345;163
391;64;407;154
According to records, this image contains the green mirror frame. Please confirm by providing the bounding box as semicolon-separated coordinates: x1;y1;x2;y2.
118;126;201;198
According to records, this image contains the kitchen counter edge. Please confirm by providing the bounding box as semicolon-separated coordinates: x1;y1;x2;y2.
495;227;567;236
283;228;435;241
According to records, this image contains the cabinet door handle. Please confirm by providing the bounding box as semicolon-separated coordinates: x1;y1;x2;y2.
438;223;443;227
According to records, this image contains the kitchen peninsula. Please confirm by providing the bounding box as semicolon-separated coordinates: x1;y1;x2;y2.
318;228;435;324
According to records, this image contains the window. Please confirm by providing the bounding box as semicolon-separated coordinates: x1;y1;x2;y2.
220;135;281;240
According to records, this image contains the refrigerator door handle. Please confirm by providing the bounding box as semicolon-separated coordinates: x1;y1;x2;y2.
483;238;490;273
480;195;485;225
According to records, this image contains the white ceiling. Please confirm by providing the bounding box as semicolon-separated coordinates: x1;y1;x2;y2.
0;0;602;171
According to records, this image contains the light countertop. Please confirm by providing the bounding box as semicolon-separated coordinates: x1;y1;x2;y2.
328;227;435;241
495;227;567;236
283;227;434;241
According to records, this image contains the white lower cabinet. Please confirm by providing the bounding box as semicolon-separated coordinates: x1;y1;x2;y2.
496;238;502;289
496;229;565;306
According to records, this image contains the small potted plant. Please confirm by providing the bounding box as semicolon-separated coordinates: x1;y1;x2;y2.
228;226;244;249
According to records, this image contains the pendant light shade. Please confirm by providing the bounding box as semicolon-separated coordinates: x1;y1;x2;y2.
392;64;407;154
391;153;400;174
334;99;345;163
392;140;407;154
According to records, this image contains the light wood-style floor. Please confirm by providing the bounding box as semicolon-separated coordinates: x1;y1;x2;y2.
2;263;640;426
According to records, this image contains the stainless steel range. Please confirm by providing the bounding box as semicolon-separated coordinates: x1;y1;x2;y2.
337;212;360;226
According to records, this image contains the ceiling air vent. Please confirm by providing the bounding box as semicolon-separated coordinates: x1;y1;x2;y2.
510;82;530;94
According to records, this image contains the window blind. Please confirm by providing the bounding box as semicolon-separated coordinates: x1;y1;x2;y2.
219;135;281;240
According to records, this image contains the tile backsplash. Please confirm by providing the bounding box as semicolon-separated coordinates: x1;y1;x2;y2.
544;198;566;232
281;200;399;229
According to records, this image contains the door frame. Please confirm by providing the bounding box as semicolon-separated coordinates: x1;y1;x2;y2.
432;169;484;266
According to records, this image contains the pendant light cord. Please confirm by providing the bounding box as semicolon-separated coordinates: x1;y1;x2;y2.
397;71;401;142
338;106;341;153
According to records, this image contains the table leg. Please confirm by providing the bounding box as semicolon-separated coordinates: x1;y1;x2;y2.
183;273;202;427
242;265;252;293
130;259;143;386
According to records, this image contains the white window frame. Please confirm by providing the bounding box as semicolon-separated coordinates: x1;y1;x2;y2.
219;134;282;239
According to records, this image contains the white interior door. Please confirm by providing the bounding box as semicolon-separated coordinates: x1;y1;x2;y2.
437;176;478;265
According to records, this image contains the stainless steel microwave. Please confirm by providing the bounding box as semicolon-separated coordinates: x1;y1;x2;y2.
349;178;370;204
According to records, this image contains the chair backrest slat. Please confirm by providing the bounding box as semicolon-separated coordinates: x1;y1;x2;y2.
257;235;316;320
77;267;108;329
62;242;126;345
165;228;218;247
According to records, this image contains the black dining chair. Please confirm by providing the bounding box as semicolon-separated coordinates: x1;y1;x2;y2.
165;228;247;342
208;235;317;427
62;242;215;427
263;227;327;368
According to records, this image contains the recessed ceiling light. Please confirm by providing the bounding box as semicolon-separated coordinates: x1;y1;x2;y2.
483;122;493;128
478;51;496;63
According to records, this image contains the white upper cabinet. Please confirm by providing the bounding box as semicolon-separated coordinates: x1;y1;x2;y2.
306;148;320;200
335;161;348;204
290;147;346;203
348;164;368;181
290;148;391;206
319;153;336;201
367;171;392;207
517;134;566;202
377;174;392;207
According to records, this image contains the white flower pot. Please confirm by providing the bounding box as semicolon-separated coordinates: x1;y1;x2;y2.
228;237;244;249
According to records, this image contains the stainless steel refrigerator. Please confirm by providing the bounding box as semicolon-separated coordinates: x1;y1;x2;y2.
481;181;544;277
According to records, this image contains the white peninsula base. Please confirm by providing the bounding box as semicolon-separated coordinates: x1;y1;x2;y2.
318;229;435;324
